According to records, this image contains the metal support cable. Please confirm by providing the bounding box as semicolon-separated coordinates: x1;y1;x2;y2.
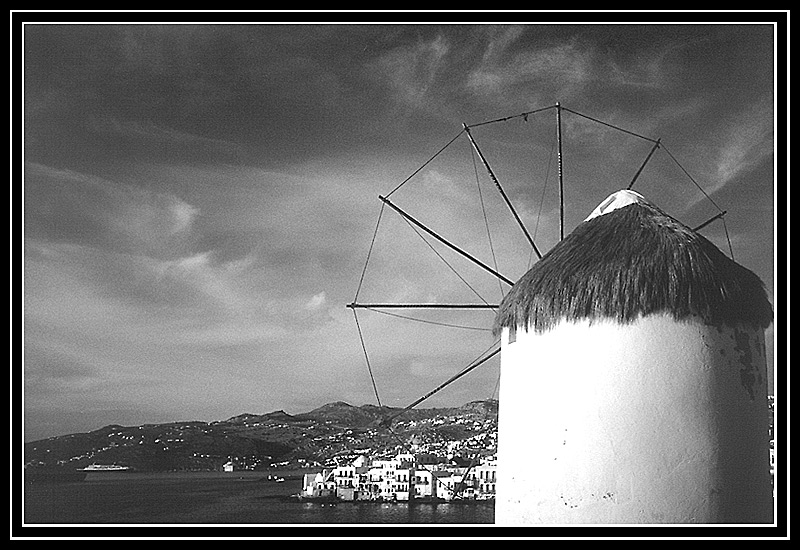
652;144;733;259
375;339;501;498
399;215;494;307
470;146;505;299
385;129;466;198
722;216;736;261
463;124;543;260
556;103;564;241
360;307;493;332
535;129;556;241
353;203;385;302
561;106;660;144
466;104;558;129
528;130;556;269
380;343;500;427
379;195;515;286
452;455;482;500
660;143;725;213
352;309;382;408
380;425;464;500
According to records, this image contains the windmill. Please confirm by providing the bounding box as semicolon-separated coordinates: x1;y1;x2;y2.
347;103;773;521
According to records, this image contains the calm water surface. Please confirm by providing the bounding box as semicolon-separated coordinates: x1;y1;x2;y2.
24;471;494;525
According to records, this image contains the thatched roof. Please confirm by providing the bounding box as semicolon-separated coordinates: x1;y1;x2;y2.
493;191;773;335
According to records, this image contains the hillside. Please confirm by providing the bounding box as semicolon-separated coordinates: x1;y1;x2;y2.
24;400;499;472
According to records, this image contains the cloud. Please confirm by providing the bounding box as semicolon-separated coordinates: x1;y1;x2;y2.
714;102;774;186
24;342;97;389
23;236;294;436
463;28;683;114
171;200;199;234
304;291;327;311
153;251;253;312
367;33;451;112
168;319;290;347
24;234;303;387
24;159;376;375
408;357;446;379
478;25;527;63
24;239;259;337
25;162;200;255
87;115;247;161
467;40;592;97
685;97;774;209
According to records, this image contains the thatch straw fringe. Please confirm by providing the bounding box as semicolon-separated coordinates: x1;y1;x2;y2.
493;201;773;336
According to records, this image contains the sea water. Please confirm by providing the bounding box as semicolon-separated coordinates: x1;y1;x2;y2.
23;471;494;525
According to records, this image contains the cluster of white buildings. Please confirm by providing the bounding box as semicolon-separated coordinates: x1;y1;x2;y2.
301;452;497;502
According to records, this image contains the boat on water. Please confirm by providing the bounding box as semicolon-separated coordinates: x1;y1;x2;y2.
79;463;133;472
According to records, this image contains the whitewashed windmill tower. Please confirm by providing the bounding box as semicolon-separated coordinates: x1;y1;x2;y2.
493;189;774;524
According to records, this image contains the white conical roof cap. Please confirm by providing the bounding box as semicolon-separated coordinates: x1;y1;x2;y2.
584;189;651;221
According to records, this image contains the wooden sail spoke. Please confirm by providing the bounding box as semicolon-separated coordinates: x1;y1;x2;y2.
347;303;498;309
692;210;728;232
378;195;515;286
463;124;543;260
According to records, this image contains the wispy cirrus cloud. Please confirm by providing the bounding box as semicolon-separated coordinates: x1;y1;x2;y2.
304;291;327;311
465;27;680;111
685;97;774;209
366;33;451;113
152;250;260;314
714;100;774;186
25;162;200;255
25;238;264;328
23;238;290;393
86;115;248;162
467;40;592;97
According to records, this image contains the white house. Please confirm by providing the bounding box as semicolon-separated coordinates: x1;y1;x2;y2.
474;457;497;499
413;469;436;499
433;473;466;501
392;467;414;501
302;469;336;498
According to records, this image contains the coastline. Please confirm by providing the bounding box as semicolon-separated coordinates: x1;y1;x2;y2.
24;470;494;524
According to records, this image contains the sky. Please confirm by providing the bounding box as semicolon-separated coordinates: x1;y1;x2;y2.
22;18;778;442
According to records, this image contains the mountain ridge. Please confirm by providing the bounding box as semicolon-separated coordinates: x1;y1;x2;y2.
24;399;499;473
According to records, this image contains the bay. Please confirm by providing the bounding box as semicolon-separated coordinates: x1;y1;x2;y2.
23;471;494;525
